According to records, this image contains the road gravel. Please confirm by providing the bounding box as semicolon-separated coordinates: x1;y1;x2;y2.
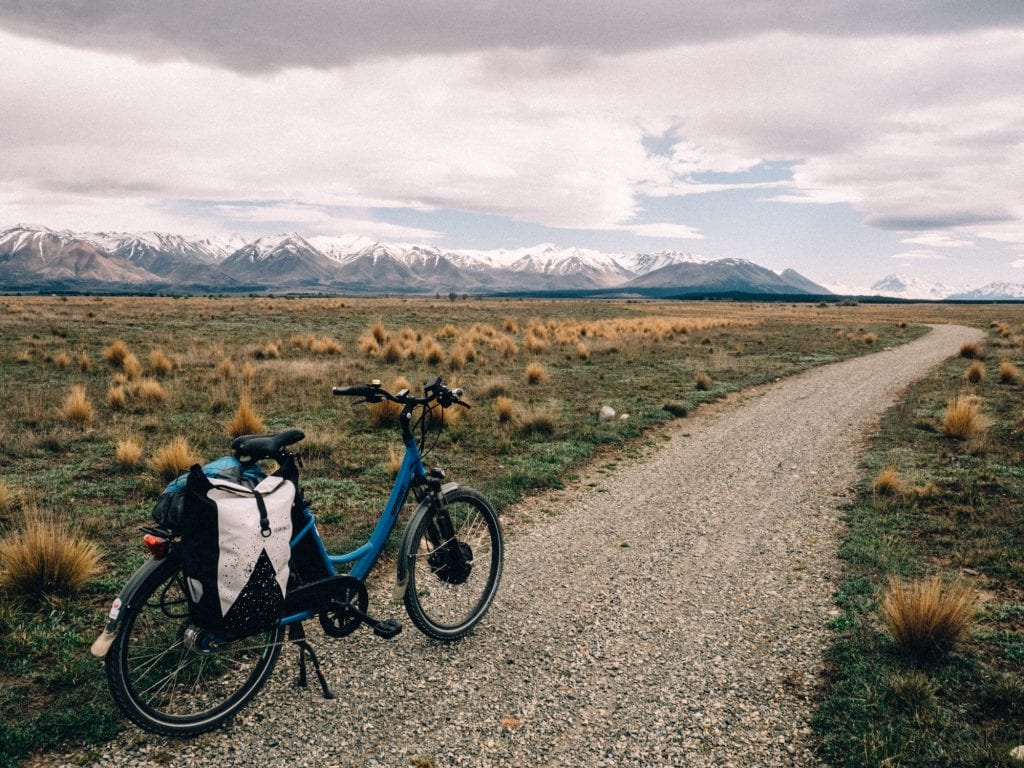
50;323;983;768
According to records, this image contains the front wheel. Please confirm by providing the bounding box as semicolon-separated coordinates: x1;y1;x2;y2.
403;487;503;641
105;556;283;736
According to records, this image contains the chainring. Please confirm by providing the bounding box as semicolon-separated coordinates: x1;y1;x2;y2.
317;576;369;638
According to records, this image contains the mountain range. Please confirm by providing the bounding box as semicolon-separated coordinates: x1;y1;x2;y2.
0;225;831;296
3;225;1021;299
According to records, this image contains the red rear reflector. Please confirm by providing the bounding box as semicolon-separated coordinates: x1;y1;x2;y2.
143;534;168;558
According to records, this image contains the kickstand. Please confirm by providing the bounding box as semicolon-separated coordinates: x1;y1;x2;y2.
287;622;335;700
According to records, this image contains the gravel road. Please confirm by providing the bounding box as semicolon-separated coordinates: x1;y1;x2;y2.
53;323;982;768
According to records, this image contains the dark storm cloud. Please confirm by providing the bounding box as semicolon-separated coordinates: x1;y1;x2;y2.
1;0;1022;72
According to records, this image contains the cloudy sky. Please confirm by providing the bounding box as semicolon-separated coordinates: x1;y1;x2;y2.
1;1;1023;290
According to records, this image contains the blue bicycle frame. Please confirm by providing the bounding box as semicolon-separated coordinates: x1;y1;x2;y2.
279;431;427;626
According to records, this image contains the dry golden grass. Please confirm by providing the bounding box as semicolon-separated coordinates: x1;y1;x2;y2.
61;385;94;427
226;395;265;438
881;576;976;658
148;436;200;481
999;360;1020;384
862;332;879;344
134;378;169;407
102;339;131;367
370;319;388;345
54;351;71;370
576;342;590;360
526;361;546;384
494;396;515;423
0;507;101;596
942;395;990;440
260;342;281;359
115;437;144;469
694;371;713;391
959;341;984;359
148;348;173;376
107;385;127;410
77;352;92;372
872;466;904;496
448;346;467;371
963;360;985;384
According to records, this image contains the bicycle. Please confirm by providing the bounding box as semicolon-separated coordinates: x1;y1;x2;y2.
91;376;504;736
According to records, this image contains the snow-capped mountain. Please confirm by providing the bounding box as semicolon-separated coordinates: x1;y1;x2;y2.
868;274;960;301
948;282;1024;300
0;223;828;295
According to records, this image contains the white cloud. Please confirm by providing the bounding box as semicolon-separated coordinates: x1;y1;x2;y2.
1011;258;1024;270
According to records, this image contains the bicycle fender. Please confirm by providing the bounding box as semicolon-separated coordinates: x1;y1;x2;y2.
393;482;461;599
91;555;174;658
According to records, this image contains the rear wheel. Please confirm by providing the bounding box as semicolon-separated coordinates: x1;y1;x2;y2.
403;487;503;640
105;557;283;736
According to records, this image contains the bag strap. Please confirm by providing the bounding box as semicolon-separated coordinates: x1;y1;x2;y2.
253;490;272;538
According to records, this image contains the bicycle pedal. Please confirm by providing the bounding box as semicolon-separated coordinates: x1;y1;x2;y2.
373;619;402;640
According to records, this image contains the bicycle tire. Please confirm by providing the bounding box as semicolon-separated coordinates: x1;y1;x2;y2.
402;486;503;641
105;556;283;736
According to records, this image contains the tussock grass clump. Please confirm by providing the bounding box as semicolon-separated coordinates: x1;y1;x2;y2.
148;436;200;481
494;396;515;423
77;352;92;372
963;360;985;384
576;342;590;360
872;466;904;496
387;445;402;478
134;378;168;407
516;407;557;437
694;371;713;391
54;351;71;370
121;353;143;381
226;395;265;438
881;576;976;658
525;362;546;385
959;341;984;359
481;377;511;398
862;332;879;345
61;385;94;427
102;339;131;367
0;508;101;596
382;340;403;364
148;349;173;376
107;385;127;410
998;360;1019;384
370;319;389;346
942;395;990;440
115;437;144;469
310;336;342;355
422;339;445;366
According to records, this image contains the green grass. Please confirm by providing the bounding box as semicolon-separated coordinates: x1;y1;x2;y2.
0;295;1009;764
815;323;1024;768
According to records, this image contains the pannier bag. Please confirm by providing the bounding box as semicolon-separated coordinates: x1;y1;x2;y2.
180;464;295;635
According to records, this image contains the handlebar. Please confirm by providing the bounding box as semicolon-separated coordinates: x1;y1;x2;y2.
332;377;470;409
